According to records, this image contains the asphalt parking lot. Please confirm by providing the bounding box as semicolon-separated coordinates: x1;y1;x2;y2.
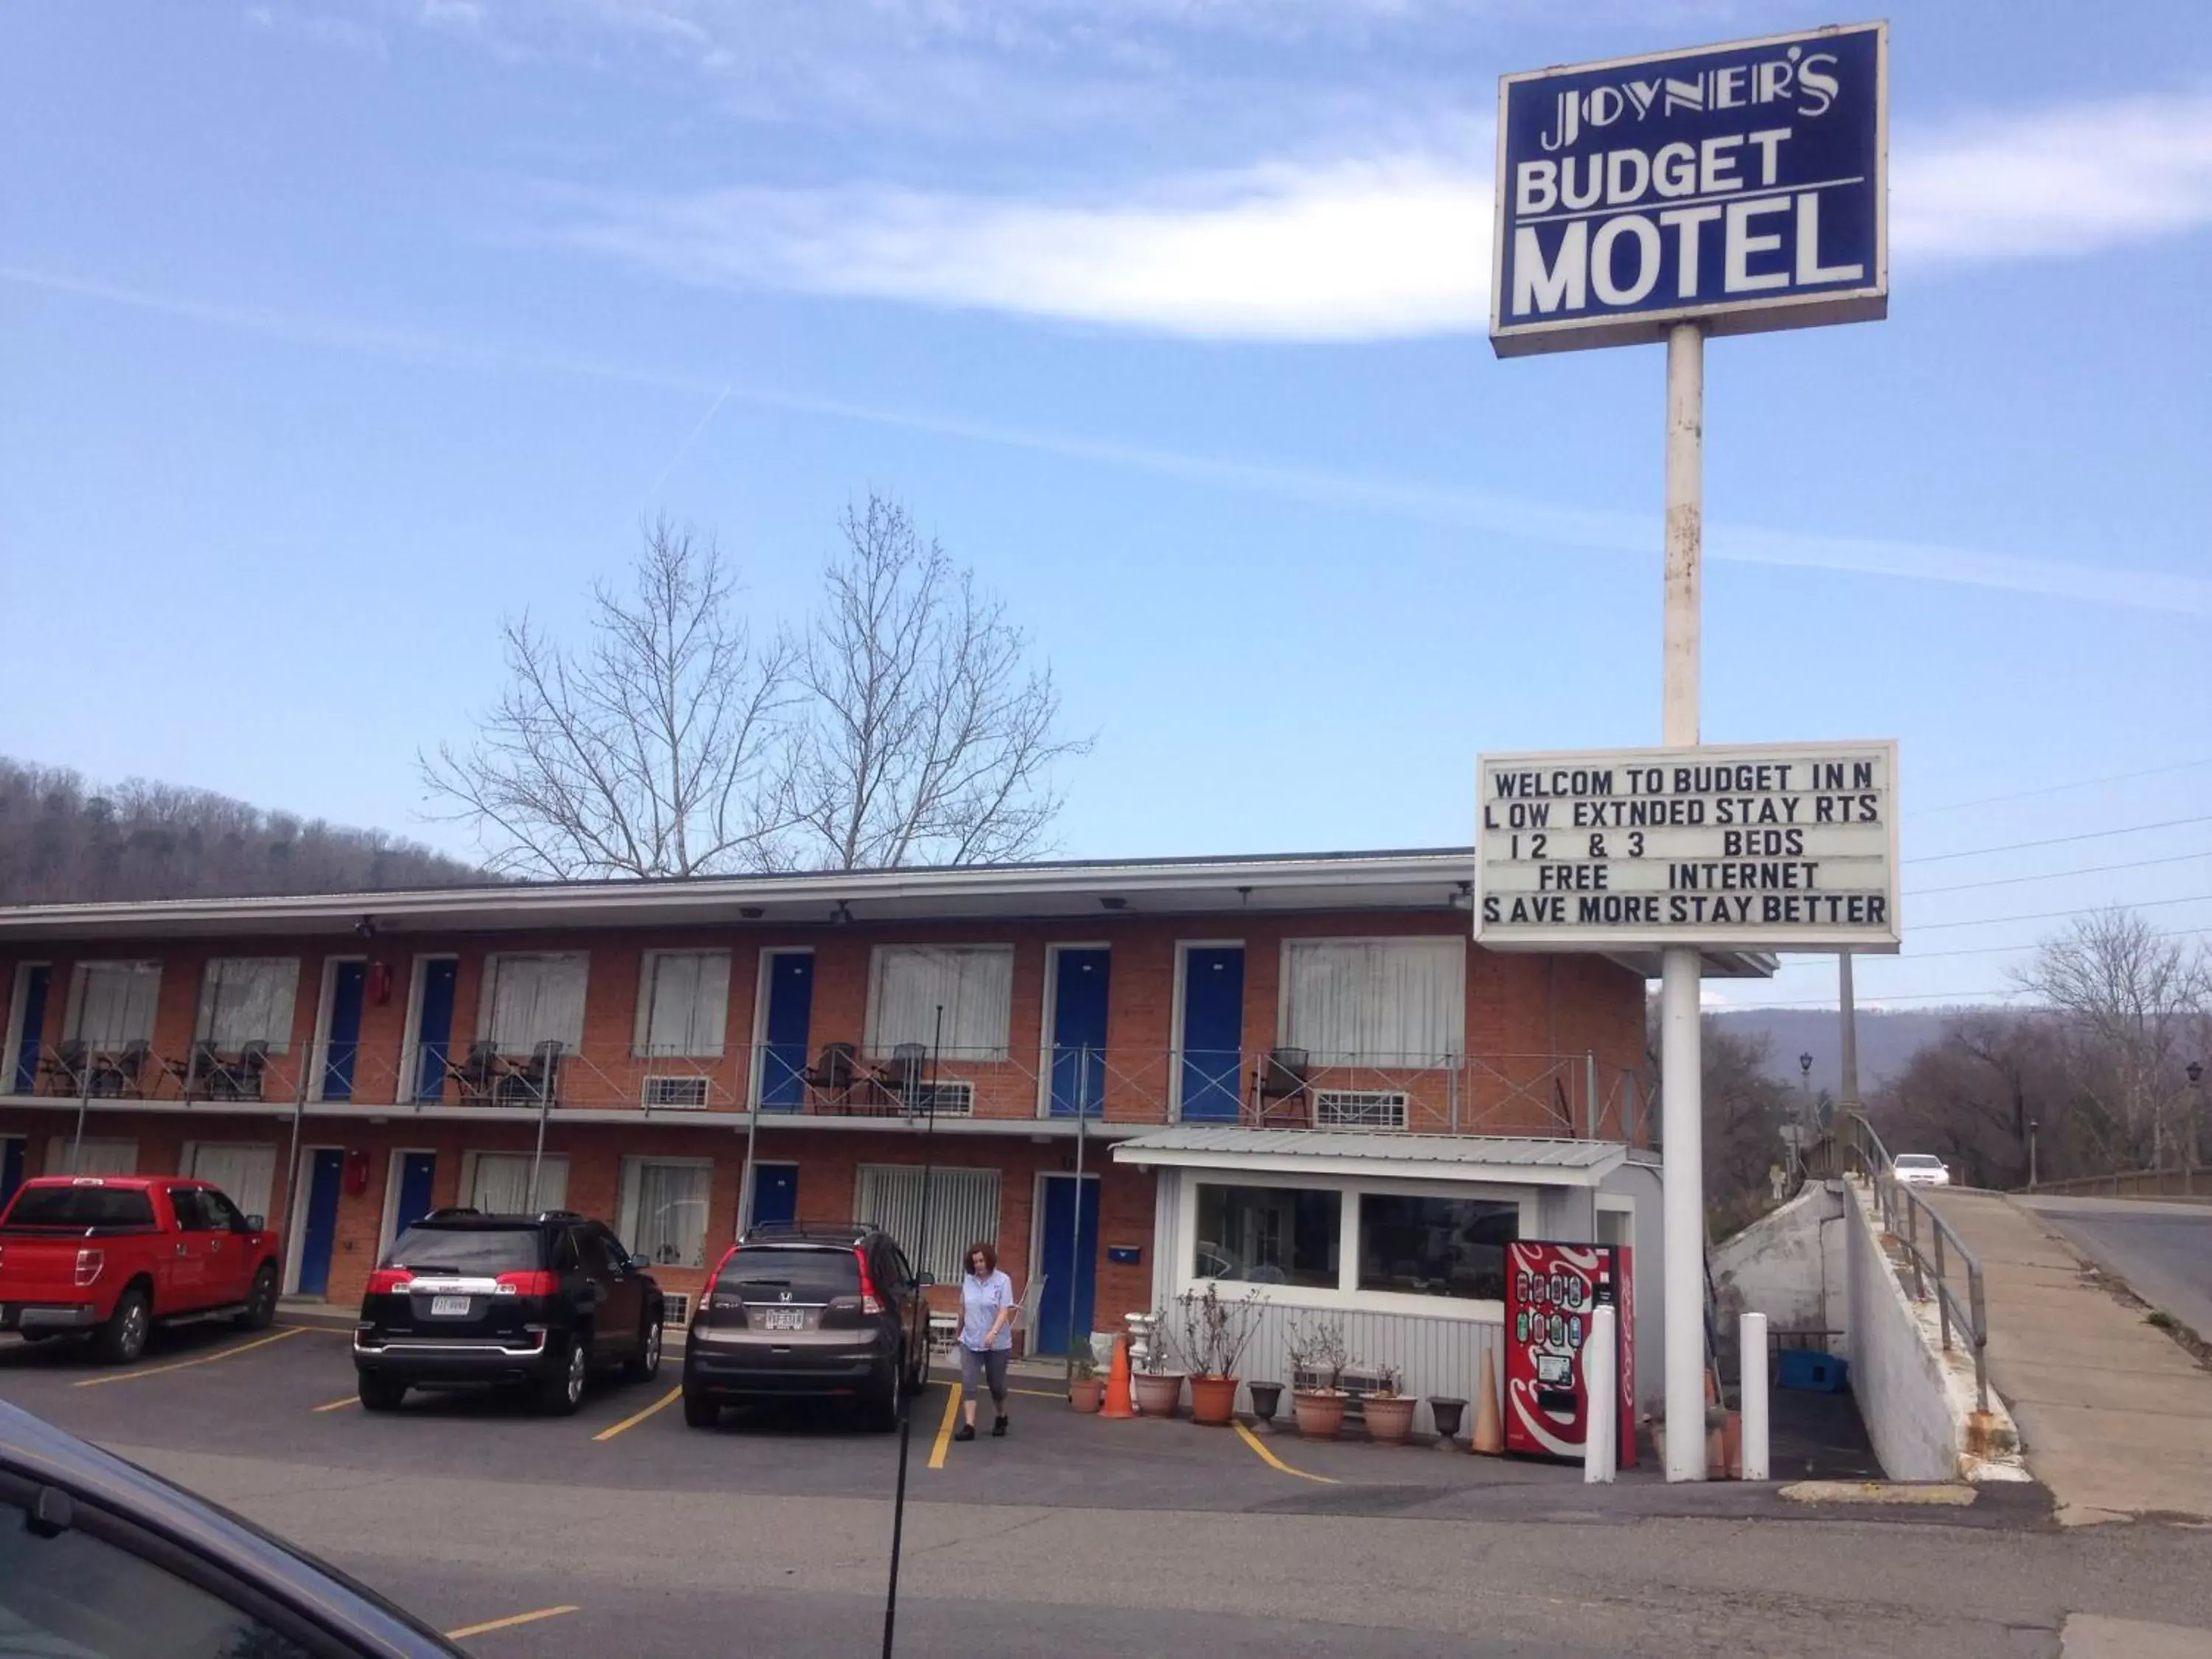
0;1318;2070;1658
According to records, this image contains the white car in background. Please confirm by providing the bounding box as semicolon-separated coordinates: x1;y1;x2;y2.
1893;1153;1952;1188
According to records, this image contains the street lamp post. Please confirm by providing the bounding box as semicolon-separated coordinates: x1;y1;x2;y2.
2188;1061;2205;1187
2028;1119;2039;1191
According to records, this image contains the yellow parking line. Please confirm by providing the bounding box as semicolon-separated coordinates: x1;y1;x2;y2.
593;1386;681;1443
313;1394;359;1413
1234;1420;1338;1484
445;1604;580;1640
74;1326;305;1388
1009;1386;1066;1400
928;1382;962;1469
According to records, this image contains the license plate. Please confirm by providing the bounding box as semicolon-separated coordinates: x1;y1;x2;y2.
762;1307;806;1332
429;1295;472;1317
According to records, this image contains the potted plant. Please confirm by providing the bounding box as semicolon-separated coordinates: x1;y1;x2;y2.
1129;1307;1187;1417
1068;1344;1104;1413
1361;1372;1416;1444
1175;1282;1259;1427
1287;1313;1349;1440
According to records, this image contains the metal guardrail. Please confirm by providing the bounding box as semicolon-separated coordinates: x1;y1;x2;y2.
1841;1113;1990;1413
2026;1166;2212;1200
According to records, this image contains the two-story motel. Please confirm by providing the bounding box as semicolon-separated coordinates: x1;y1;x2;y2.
0;849;1767;1410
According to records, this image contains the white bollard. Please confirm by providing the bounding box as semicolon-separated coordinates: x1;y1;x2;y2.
1584;1304;1618;1484
1740;1312;1770;1482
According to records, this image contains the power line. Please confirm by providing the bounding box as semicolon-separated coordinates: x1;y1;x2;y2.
1722;987;2031;1008
1911;892;2212;932
1906;849;2208;897
1765;924;2212;966
1909;757;2212;818
1905;813;2212;864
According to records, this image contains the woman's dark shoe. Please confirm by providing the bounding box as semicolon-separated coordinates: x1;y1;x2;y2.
953;1423;976;1442
992;1415;1009;1438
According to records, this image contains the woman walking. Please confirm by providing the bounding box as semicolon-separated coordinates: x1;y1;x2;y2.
953;1242;1015;1441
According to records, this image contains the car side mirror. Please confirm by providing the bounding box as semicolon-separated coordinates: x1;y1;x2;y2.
627;1253;651;1273
243;1215;265;1233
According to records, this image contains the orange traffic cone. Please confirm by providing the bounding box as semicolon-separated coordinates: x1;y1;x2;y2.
1470;1349;1503;1454
1100;1334;1135;1420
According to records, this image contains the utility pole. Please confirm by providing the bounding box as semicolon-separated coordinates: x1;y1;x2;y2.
1837;952;1861;1131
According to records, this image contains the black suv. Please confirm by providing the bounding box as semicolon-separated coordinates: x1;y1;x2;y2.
352;1208;665;1416
684;1223;930;1430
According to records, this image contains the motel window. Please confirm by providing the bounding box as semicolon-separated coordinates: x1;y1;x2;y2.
633;950;731;1059
45;1137;138;1178
1193;1183;1340;1290
1281;939;1464;1066
479;954;589;1054
1357;1193;1518;1302
463;1151;570;1214
855;1164;999;1286
64;961;161;1050
619;1158;713;1267
866;947;1014;1063
194;958;302;1053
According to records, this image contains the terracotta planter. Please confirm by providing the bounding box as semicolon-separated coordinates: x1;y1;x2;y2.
1363;1394;1417;1444
1131;1371;1186;1418
1189;1374;1239;1426
1291;1388;1346;1440
1068;1377;1105;1413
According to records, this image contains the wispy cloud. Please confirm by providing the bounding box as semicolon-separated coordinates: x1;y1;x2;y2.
537;91;2212;341
243;4;389;58
9;260;2206;619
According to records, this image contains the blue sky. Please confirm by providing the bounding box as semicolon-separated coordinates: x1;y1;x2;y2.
3;0;2208;1012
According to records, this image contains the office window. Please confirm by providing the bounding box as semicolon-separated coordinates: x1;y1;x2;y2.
1281;939;1464;1065
195;959;302;1052
855;1164;998;1285
619;1158;712;1267
1357;1193;1517;1301
65;961;161;1049
479;954;588;1053
867;947;1013;1061
633;951;731;1058
1193;1183;1340;1290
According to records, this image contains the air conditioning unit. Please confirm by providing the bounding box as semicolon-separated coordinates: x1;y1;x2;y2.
906;1080;974;1117
1313;1089;1409;1130
661;1293;692;1326
642;1076;710;1109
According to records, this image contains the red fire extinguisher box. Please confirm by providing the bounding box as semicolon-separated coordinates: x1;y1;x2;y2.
1503;1241;1636;1467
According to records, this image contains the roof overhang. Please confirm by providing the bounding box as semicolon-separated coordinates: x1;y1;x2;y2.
1113;1128;1633;1187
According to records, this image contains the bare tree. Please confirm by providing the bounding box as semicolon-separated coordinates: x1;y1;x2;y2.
773;493;1091;870
420;518;792;879
2011;908;2210;1168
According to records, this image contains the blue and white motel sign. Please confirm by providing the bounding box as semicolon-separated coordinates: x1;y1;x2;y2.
1489;22;1887;356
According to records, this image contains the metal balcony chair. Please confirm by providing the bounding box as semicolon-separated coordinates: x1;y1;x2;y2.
1252;1047;1311;1127
497;1040;563;1107
107;1040;152;1099
203;1040;270;1102
164;1040;222;1100
445;1040;500;1103
874;1042;930;1117
42;1039;89;1096
801;1041;858;1112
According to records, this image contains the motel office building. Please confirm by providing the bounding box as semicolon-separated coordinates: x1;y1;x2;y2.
0;852;1737;1411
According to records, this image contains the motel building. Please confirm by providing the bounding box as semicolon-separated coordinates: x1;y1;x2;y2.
0;850;1766;1411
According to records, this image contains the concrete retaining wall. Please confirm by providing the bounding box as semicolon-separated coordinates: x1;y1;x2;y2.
1841;1177;1966;1481
1711;1181;1848;1344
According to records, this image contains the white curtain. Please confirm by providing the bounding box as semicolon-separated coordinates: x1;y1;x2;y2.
1283;939;1465;1065
467;1152;570;1213
634;952;731;1058
187;1144;276;1220
48;1137;137;1175
69;963;161;1048
480;956;588;1053
195;959;302;1051
867;947;1012;1061
854;1164;998;1286
622;1160;711;1267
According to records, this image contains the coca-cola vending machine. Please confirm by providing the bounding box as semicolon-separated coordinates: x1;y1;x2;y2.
1504;1240;1635;1467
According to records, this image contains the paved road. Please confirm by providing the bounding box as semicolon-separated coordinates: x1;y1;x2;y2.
10;1321;2212;1658
2019;1195;2212;1340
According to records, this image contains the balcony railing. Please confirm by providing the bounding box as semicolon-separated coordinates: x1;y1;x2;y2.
10;1039;1646;1141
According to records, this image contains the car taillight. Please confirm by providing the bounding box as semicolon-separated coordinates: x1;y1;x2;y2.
854;1248;884;1317
365;1268;414;1295
494;1270;560;1296
74;1248;104;1287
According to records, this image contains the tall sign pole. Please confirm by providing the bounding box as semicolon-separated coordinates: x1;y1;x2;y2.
1485;23;1890;1481
1658;319;1706;1480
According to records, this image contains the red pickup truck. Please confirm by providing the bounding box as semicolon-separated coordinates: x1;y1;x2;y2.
0;1176;282;1363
